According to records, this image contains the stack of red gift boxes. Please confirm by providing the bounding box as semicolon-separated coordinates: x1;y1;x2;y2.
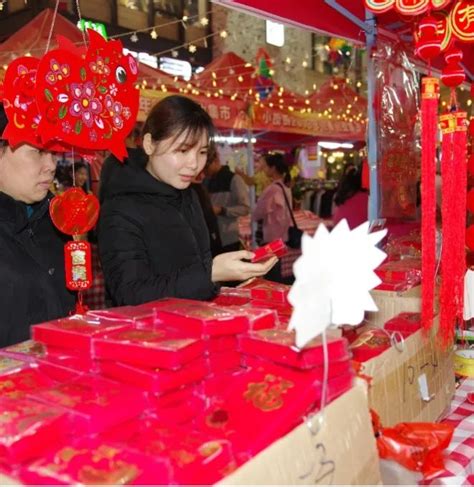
0;279;355;485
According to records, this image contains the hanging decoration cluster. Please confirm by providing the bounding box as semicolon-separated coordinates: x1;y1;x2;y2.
367;0;473;343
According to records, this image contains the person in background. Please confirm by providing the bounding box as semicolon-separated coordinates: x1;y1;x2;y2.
253;153;293;283
0;103;75;347
191;168;223;257
204;153;250;252
235;153;272;197
98;95;276;306
332;166;368;229
63;162;90;192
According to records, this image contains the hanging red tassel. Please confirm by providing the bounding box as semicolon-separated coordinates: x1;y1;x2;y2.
421;77;439;331
439;111;468;344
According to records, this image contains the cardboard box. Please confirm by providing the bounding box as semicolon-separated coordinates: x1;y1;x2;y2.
361;321;455;426
366;284;439;328
218;383;381;485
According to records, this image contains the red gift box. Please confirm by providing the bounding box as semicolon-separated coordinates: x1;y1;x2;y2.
193;363;353;457
350;329;392;362
243;355;352;381
3;340;46;361
0;353;29;375
375;278;417;292
206;351;242;373
384;312;421;338
36;348;95;381
375;259;422;283
239;329;349;369
103;417;235;485
98;357;208;394
32;315;132;352
19;438;172;485
212;287;252;307
249;299;293;317
251;239;288;263
87;304;156;327
148;391;206;425
240;278;290;305
199;369;249;398
0;396;69;463
0;365;58;400
93;327;204;369
233;304;277;331
153;299;249;336
204;335;238;354
30;374;147;434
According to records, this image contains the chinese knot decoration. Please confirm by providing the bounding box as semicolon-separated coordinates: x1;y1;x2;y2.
2;29;139;161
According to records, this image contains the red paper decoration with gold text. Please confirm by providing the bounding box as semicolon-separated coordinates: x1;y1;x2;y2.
64;241;93;291
450;0;474;43
365;0;452;15
34;30;139;161
49;187;99;236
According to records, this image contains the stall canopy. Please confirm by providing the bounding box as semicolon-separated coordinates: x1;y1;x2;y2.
213;0;474;80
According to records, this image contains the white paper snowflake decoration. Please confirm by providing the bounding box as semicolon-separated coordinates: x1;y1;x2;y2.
288;219;387;348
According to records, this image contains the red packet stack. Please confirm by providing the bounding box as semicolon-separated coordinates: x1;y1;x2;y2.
251;239;288;263
193;362;349;458
153;299;249;336
350;329;392;362
2;340;46;361
205;335;238;353
384;312;421;338
19;438;172;485
239;329;350;370
103;417;235;484
375;258;422;291
29;374;147;434
32;315;132;352
0;397;69;463
0;364;59;399
93;327;204;369
87;303;157;327
240;278;290;305
36;347;94;381
0;353;29;374
212;287;252;307
98;357;208;395
206;351;242;374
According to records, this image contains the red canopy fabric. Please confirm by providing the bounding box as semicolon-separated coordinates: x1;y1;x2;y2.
213;0;474;81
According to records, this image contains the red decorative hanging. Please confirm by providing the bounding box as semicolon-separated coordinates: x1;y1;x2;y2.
441;47;466;87
439;111;468;344
49;187;100;313
421;77;439;332
365;0;452;15
467;225;474;251
415;16;443;61
468;153;474;175
49;187;99;236
467;189;474;213
449;0;474;43
34;30;139;161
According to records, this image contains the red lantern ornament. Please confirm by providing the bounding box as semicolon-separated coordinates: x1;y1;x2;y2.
49;187;99;310
467;189;474;213
49;187;99;236
441;47;466;87
467;225;474;251
415;16;442;61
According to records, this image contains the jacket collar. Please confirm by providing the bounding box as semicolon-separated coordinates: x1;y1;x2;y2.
0;191;52;233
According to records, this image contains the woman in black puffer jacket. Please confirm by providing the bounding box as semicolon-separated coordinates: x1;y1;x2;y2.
98;96;276;306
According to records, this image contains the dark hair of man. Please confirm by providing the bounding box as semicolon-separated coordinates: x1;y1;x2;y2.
141;95;216;166
0;103;8;154
334;166;365;206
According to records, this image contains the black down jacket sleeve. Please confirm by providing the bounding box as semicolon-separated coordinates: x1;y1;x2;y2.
98;200;216;306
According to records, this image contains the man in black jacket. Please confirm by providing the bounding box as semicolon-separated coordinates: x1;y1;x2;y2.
0;104;75;347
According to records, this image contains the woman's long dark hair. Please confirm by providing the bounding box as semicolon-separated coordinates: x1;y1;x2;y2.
264;152;291;185
142;95;216;166
334;166;365;206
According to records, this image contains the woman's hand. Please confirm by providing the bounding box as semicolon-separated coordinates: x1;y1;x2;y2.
212;250;278;283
